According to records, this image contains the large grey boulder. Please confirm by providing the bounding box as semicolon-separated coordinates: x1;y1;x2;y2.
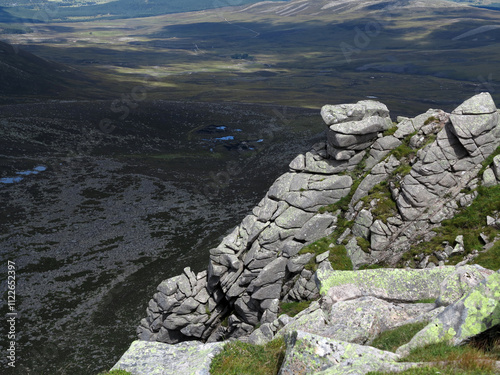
397;269;500;356
321;100;390;125
111;340;224;375
279;331;416;375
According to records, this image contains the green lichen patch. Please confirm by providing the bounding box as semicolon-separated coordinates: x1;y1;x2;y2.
316;267;456;297
98;370;133;375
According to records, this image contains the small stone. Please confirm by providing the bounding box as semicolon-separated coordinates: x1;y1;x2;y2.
316;251;330;263
482;167;497;187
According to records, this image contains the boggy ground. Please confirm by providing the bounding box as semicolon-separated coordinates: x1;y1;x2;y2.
0;99;321;374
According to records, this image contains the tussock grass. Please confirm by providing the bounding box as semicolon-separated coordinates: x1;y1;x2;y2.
370;321;429;353
210;338;286;375
369;326;500;375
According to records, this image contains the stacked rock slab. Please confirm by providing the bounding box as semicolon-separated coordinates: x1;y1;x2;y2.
321;100;393;161
138;100;394;344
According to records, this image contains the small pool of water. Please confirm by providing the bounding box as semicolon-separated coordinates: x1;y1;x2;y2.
0;165;47;184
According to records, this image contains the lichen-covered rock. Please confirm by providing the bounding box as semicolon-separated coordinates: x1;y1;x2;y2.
279;330;416;375
397;269;500;356
111;340;224;375
436;265;493;306
315;263;458;300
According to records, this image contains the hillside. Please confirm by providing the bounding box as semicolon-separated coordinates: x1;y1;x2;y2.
0;40;95;102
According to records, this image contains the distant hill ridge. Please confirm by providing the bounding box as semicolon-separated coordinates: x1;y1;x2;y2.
1;0;499;22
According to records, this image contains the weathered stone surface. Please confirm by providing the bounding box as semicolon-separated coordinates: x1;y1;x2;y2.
294;213;336;242
321;101;389;125
328;147;356;161
315;264;458;300
436;266;491;306
308;175;353;191
483;167;497;187
345;237;371;270
452;92;497;115
351;173;387;205
351;209;373;239
249;258;287;290
285;189;349;211
275;206;314;229
328;116;392;135
397;270;500;356
112;340;224;375
157;275;182;296
268;173;293;200
328;130;379;148
287;253;315;273
323;296;436;344
276;304;330;339
279;331;411;375
251;283;283;301
289;154;306;171
493;154;500;180
450;113;499;151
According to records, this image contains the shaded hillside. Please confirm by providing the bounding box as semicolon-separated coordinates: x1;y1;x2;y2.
0;40;98;102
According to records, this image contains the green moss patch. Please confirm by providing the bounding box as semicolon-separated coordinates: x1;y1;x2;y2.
279;300;312;317
299;236;352;272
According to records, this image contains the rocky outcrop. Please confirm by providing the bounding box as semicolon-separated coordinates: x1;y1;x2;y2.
138;99;399;344
117;263;498;374
136;92;500;353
